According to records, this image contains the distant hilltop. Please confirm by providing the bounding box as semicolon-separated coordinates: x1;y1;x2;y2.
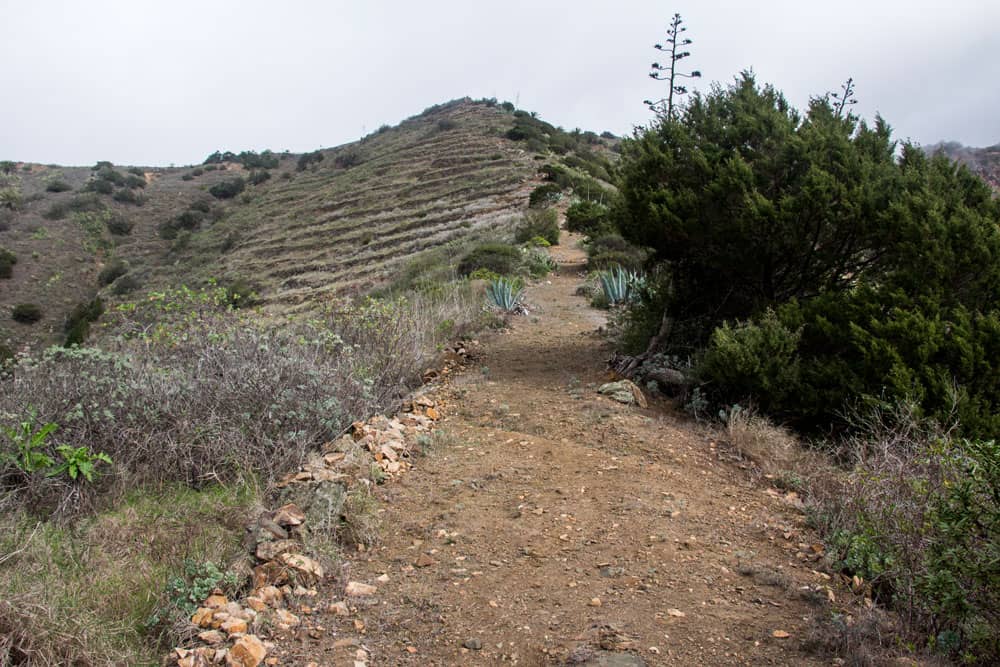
926;140;1000;191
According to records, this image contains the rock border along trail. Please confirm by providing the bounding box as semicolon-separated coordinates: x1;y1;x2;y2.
187;234;840;666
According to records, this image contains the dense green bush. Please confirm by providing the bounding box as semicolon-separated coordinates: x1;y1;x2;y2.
296;150;324;171
191;168;204;177
45;179;72;193
699;310;803;415
44;194;103;220
85;179;114;195
563;152;611;181
188;198;212;214
614;71;1000;436
94;167;125;186
540;163;613;202
247;170;271;186
565;200;611;236
105;212;133;236
63;297;104;346
208;178;245;199
159;209;204;239
515;208;560;246
436;118;458;131
181;173;194;181
0;187;24;211
0;247;16;279
457;242;521;276
586;233;648;272
203;150;279;170
11;303;42;324
124;174;146;189
528;183;561;208
174;209;205;229
112;188;143;205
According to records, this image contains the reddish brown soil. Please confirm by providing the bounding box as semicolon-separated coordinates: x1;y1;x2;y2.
274;236;837;666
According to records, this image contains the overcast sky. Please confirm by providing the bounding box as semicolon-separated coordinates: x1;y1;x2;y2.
2;0;998;166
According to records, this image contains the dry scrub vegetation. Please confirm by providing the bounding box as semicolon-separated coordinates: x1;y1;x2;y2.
0;280;490;664
717;404;1000;664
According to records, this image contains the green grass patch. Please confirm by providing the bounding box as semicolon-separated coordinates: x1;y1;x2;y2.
0;481;257;664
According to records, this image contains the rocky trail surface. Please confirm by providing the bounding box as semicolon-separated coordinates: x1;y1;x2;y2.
259;236;839;666
177;235;842;667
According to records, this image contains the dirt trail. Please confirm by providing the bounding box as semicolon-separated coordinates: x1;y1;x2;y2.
279;236;833;666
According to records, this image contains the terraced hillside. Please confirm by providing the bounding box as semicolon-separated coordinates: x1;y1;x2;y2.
187;100;542;309
3;99;617;353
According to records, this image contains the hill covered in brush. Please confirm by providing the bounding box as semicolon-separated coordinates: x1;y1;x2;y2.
926;140;1000;191
0;98;618;353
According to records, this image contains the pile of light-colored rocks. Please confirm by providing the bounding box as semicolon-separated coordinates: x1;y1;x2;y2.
170;394;445;666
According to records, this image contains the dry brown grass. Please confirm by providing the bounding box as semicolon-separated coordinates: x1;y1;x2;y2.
720;406;837;495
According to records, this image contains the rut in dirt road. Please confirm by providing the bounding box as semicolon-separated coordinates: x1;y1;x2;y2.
274;236;837;666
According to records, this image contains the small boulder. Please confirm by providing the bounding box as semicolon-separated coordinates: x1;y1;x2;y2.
272;504;305;527
255;539;300;562
227;634;266;667
279;552;324;583
345;581;377;597
597;380;648;408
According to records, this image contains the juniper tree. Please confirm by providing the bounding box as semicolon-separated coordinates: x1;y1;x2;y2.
613;71;1000;435
644;13;701;120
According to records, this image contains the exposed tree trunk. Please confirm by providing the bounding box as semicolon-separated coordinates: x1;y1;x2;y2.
611;310;675;378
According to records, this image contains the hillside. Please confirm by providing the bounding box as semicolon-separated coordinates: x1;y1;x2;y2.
1;98;617;352
926;140;1000;191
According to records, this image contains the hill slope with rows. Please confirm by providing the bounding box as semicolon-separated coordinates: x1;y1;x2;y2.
1;98;618;352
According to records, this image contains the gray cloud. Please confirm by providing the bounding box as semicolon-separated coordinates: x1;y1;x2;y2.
1;0;997;166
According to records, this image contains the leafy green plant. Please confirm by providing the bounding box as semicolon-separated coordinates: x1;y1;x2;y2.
1;412;57;474
49;445;112;482
485;277;525;313
149;559;238;626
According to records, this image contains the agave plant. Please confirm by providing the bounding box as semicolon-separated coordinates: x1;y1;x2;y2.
485;277;525;313
599;266;644;305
